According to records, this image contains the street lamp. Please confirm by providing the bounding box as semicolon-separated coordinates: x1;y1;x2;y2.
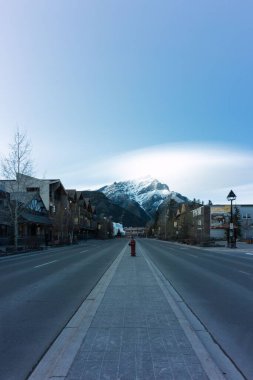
227;190;236;248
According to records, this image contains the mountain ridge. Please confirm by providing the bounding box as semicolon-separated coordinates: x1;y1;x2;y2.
99;176;188;218
81;190;146;227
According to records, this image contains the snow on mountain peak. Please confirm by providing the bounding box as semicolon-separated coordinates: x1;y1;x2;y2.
99;177;174;216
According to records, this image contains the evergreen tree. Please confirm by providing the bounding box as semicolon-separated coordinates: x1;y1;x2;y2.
234;205;241;239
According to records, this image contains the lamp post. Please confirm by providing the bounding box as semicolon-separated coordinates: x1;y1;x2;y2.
227;190;236;248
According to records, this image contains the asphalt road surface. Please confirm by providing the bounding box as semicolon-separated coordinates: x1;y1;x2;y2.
0;239;126;380
2;238;253;379
138;238;253;380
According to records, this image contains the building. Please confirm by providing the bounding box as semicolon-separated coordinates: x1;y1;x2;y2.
66;190;97;240
124;227;146;237
0;174;68;214
0;174;95;244
11;191;52;248
190;204;253;243
237;205;253;241
0;186;51;250
191;206;210;243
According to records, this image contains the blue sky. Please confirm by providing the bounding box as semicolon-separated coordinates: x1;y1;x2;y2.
0;0;253;204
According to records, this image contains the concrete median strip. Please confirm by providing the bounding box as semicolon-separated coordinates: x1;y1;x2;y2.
28;244;128;380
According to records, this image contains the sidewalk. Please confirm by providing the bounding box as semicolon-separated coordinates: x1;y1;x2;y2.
29;243;232;380
200;241;253;254
230;241;253;252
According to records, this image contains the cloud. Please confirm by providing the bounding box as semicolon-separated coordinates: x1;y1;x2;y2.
75;142;253;204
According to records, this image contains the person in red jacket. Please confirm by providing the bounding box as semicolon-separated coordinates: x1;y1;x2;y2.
129;236;136;256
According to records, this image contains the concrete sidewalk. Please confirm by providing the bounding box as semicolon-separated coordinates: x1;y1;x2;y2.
29;243;237;380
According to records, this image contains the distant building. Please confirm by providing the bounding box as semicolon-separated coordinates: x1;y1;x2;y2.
124;227;146;237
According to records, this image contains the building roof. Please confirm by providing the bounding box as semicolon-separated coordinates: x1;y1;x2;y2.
66;189;77;200
10;192;35;204
20;212;52;225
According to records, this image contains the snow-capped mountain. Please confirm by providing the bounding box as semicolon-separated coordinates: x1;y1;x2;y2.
81;190;147;227
99;176;187;217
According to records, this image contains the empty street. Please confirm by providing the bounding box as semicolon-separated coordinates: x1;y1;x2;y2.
1;239;253;379
0;239;125;380
139;239;253;379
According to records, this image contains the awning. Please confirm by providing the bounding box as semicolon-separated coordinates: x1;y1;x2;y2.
79;226;96;231
20;212;52;225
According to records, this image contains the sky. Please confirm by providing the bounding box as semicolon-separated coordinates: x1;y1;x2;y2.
0;0;253;204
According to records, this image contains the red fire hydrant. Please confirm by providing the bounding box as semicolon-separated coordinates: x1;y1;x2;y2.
129;237;136;256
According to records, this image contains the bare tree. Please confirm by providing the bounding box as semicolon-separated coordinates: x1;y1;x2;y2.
1;128;34;249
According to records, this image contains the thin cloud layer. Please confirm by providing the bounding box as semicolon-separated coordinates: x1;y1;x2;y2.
77;143;253;204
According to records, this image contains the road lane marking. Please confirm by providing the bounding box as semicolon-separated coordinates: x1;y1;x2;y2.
28;244;128;379
245;253;253;256
189;254;198;258
79;250;88;253
34;260;57;268
238;270;251;276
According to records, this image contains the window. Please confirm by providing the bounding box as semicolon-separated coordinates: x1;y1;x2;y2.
26;187;40;193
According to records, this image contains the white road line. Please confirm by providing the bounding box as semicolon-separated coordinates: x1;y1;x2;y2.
79;250;88;253
34;260;57;268
238;270;251;276
245;253;253;256
189;254;198;258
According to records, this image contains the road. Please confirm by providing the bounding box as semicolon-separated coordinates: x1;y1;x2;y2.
138;238;253;380
0;239;125;380
2;238;253;379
